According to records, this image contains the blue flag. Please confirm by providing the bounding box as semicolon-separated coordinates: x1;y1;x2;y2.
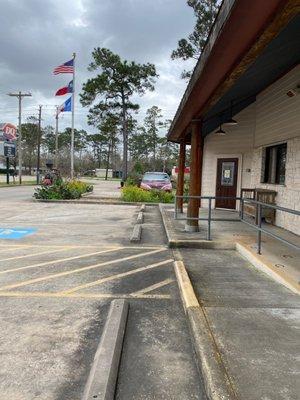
57;96;72;115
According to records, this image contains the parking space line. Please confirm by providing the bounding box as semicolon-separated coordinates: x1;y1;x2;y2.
60;259;173;295
0;248;167;291
0;247;123;275
131;278;175;296
0;247;72;262
0;291;171;300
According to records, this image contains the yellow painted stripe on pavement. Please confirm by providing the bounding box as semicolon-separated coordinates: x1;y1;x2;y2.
0;247;123;275
0;247;72;262
0;248;166;291
0;291;171;300
60;258;173;295
131;278;174;296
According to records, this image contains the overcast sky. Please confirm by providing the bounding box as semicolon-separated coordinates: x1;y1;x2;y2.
0;0;195;135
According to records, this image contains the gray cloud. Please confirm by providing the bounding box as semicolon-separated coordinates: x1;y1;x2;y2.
0;0;195;132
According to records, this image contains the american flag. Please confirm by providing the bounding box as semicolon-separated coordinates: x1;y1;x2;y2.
53;59;74;75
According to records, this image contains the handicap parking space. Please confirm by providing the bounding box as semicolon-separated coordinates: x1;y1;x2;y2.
0;202;139;246
0;227;37;240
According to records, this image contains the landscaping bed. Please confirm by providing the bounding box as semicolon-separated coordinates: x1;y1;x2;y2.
121;185;174;203
34;180;93;200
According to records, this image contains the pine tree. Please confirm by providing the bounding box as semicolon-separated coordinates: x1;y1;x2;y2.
80;48;158;181
171;0;219;79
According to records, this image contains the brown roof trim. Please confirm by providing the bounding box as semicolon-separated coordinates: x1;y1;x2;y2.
168;0;299;143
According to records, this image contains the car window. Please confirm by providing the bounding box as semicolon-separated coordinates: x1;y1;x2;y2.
142;173;170;181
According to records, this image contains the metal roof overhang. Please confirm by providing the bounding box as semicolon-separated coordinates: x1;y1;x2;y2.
168;0;300;143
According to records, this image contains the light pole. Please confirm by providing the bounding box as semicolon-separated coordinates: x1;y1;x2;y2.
8;92;32;184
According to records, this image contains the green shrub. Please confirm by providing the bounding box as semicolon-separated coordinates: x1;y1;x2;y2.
121;186;174;203
125;173;142;187
67;180;93;194
34;179;93;200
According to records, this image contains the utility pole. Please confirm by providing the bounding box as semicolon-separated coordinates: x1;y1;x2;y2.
55;106;59;169
36;105;42;184
7;91;32;184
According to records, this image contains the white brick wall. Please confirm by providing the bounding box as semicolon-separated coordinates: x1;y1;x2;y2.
251;137;300;235
201;66;300;234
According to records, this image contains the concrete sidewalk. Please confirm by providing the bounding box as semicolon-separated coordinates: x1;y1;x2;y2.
160;204;300;293
178;248;300;400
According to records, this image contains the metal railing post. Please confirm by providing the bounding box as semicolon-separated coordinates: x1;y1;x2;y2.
257;203;262;254
171;195;299;254
207;197;212;240
240;198;244;221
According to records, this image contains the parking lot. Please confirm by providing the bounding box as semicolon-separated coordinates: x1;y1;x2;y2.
0;191;204;400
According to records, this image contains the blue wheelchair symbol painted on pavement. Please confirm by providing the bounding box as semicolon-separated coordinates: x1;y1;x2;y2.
0;228;37;240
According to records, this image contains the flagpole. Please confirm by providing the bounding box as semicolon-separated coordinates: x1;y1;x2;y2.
55;106;59;169
71;52;76;179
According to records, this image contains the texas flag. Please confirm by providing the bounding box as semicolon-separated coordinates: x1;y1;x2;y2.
57;96;72;116
55;80;73;96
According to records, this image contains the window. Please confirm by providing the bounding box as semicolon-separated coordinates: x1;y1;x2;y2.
221;162;235;186
262;143;287;185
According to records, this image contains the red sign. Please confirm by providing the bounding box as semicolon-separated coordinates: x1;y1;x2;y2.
1;123;17;141
174;167;190;174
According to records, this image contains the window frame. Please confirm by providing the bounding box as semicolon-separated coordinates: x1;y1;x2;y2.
261;142;287;185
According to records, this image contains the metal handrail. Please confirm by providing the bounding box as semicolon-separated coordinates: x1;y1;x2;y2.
174;195;300;254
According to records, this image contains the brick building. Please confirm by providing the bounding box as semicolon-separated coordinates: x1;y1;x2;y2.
169;0;300;235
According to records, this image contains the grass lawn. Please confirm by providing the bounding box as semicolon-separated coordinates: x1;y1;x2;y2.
0;181;39;187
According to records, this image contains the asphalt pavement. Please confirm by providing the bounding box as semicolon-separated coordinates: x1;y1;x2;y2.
0;185;205;399
0;185;37;201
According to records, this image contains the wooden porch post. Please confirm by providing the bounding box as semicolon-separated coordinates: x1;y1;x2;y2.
176;140;186;213
185;121;202;232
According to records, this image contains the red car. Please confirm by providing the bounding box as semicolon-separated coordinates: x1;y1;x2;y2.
140;172;172;192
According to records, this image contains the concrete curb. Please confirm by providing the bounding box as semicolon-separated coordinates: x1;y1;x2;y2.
158;203;172;244
130;225;142;242
81;299;129;400
136;212;144;224
81;192;94;197
174;260;238;400
236;241;299;294
33;199;159;206
169;240;235;249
